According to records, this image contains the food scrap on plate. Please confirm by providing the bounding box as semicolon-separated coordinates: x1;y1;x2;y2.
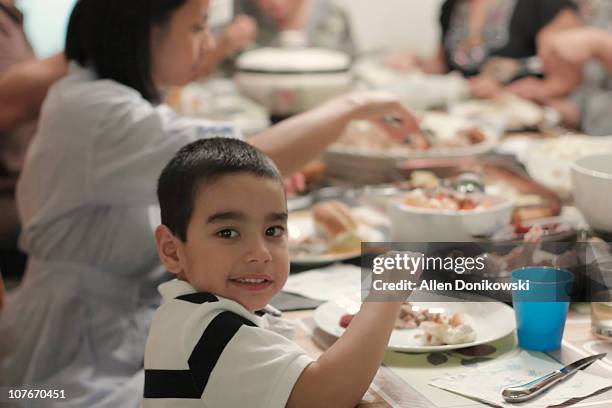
340;303;476;346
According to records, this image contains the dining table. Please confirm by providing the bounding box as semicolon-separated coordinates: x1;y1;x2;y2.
285;306;612;407
275;119;612;407
150;78;612;407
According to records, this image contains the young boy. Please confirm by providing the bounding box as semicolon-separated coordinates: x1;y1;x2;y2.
144;138;415;407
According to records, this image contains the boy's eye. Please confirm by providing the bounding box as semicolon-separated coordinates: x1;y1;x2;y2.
217;229;239;239
265;226;286;237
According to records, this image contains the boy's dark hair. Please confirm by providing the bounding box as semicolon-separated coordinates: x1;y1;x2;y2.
157;138;283;241
65;0;188;103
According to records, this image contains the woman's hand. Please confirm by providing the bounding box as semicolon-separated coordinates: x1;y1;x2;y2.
468;75;504;99
283;172;306;196
217;15;258;56
505;77;549;103
340;91;421;141
250;91;421;176
383;52;419;72
506;71;582;102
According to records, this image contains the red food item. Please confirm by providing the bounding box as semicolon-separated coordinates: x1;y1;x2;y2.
434;191;448;201
459;199;477;210
339;313;355;328
514;222;531;234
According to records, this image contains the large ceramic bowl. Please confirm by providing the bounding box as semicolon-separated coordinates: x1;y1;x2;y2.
388;191;514;242
522;135;612;199
234;46;352;115
571;154;612;233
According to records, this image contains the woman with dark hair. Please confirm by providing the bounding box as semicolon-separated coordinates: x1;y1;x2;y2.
386;0;581;98
0;0;418;405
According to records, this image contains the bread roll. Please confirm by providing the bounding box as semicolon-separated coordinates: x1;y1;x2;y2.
312;201;358;239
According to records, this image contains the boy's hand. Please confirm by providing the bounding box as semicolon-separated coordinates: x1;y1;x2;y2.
366;251;423;303
287;250;424;408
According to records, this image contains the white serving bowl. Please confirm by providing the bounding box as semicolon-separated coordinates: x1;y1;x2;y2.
571;154;612;233
388;193;514;242
522;135;612;199
234;47;352;115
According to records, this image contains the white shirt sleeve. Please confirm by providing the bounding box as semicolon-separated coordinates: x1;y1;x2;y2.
182;310;313;408
91;97;241;206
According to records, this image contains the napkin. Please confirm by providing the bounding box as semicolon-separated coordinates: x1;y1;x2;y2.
270;291;324;312
429;351;612;407
283;264;362;301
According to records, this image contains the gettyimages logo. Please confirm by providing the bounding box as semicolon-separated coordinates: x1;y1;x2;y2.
360;242;611;303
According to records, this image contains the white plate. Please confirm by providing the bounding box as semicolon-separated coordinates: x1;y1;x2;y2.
313;292;516;352
324;114;500;183
288;208;386;265
450;95;560;131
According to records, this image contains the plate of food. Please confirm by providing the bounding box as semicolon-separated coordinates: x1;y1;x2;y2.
324;112;500;183
288;200;388;265
450;94;560;131
313;292;516;352
329;112;498;159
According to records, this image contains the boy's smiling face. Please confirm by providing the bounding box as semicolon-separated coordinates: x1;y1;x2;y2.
157;173;289;312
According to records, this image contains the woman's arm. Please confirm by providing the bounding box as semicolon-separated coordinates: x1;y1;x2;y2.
249;91;420;176
384;47;448;74
591;30;612;72
513;27;612;102
507;7;583;101
418;47;448;75
536;7;582;49
198;16;257;77
0;53;68;132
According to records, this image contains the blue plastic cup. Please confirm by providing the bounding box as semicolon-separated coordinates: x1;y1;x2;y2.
511;267;574;351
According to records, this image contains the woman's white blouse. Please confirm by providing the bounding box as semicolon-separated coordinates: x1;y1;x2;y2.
0;63;240;406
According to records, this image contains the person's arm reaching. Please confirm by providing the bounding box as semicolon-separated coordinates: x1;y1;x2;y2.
287;302;402;407
542;28;612;73
0;53;68;131
536;7;582;51
286;251;421;407
249;91;420;176
384;47;447;74
198;15;257;77
512;27;612;102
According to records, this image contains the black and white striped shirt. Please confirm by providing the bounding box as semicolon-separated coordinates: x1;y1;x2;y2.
143;279;313;407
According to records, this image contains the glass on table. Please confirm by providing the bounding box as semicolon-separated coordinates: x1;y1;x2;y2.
591;301;612;340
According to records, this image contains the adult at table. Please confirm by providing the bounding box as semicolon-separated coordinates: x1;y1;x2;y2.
0;0;418;405
233;0;354;54
385;0;581;98
0;0;69;278
535;27;612;135
0;0;35;258
509;0;612;135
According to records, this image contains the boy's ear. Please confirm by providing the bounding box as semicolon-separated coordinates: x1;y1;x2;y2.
155;225;184;275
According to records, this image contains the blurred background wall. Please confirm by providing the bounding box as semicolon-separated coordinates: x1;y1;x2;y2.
336;0;444;57
16;0;443;59
16;0;78;58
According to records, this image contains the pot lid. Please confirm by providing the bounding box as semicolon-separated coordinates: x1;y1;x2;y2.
236;47;351;74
